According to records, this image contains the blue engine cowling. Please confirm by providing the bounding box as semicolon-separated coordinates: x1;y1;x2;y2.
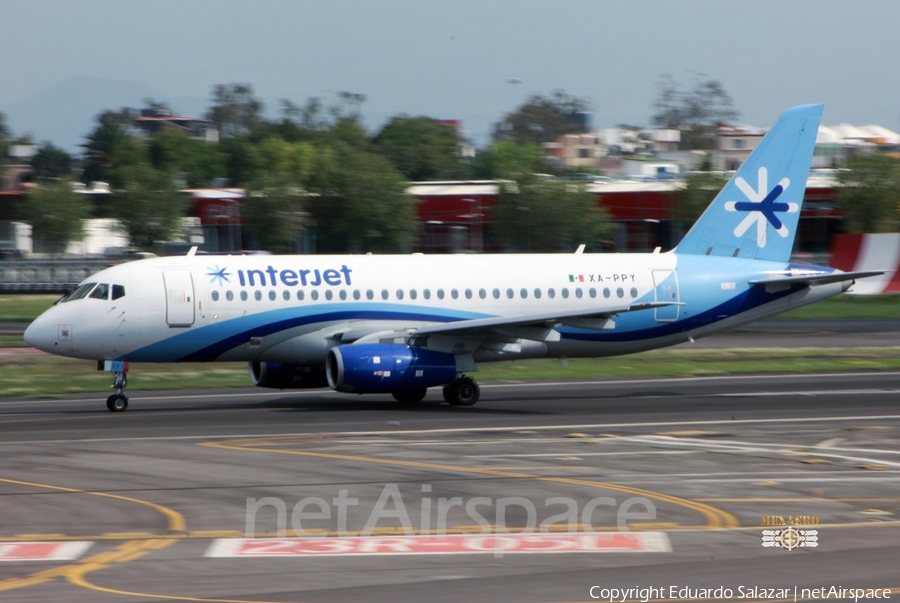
326;344;457;394
248;362;329;389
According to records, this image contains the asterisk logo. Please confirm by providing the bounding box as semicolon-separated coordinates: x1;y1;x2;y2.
205;265;231;286
724;167;799;248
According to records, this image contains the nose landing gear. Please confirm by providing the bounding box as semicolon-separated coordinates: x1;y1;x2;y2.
99;360;130;412
106;371;128;412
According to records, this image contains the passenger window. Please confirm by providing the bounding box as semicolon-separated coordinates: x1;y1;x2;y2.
240;291;248;301
451;289;459;299
493;288;500;299
437;289;445;299
478;288;486;299
311;290;319;301
297;290;305;301
464;289;472;299
226;290;234;301
520;288;528;299
547;288;556;299
89;283;110;300
561;288;569;299
269;290;277;301
506;288;514;299
282;290;290;301
534;288;541;299
381;289;389;300
617;287;624;298
575;288;583;299
409;289;417;300
254;290;262;301
339;290;347;300
423;289;431;300
630;287;638;298
353;290;361;300
112;285;126;300
603;288;610;298
396;289;404;300
211;291;220;302
366;289;374;300
325;290;333;300
589;288;597;298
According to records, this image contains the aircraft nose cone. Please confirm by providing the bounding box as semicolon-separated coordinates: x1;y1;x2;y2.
24;314;53;352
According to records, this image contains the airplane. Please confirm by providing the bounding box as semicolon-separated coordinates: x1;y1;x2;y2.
24;104;881;412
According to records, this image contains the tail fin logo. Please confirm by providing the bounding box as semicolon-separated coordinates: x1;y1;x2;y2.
724;167;799;247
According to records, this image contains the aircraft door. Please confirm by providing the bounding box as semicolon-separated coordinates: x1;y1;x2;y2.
652;270;679;322
163;269;195;327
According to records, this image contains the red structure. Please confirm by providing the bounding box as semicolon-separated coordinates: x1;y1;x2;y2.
409;178;842;254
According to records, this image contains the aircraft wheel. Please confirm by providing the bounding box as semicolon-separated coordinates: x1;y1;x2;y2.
106;394;129;412
446;377;480;406
392;388;428;405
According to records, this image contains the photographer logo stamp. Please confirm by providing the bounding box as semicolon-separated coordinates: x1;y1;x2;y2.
760;515;819;551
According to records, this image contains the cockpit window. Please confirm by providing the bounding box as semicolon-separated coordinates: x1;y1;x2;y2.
61;282;96;302
89;283;110;300
112;284;126;300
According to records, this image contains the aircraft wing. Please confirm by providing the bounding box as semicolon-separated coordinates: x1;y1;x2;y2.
748;270;884;287
414;301;678;336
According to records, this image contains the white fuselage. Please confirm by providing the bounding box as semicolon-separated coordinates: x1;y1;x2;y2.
24;252;843;367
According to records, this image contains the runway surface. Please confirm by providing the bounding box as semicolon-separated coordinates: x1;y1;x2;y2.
1;372;899;602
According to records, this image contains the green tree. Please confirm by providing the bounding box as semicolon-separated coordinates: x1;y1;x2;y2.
17;180;91;255
205;83;263;137
308;144;417;253
243;176;307;253
218;136;263;186
30;143;74;181
255;137;317;185
110;165;188;251
472;138;543;180
372;115;468;181
0;112;11;161
147;129;227;187
493;90;590;145
491;178;612;252
836;152;900;232
651;74;740;150
81;109;144;185
675;172;729;228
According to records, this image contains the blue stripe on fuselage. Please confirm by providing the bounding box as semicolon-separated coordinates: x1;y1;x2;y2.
558;280;800;342
120;304;488;362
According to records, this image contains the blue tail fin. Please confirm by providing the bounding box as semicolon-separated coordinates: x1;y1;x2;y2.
675;104;823;262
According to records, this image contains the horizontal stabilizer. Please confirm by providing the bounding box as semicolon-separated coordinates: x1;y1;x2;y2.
749;270;884;287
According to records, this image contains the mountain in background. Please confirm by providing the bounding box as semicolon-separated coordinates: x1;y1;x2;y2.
2;76;207;153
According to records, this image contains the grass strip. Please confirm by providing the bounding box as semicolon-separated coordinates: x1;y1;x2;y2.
3;347;899;398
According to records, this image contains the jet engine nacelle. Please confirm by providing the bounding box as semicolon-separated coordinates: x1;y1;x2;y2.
326;343;457;394
248;362;329;389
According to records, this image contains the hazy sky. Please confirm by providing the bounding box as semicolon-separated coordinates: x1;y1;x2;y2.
3;0;900;150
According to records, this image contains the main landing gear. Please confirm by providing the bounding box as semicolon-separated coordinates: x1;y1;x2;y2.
442;376;480;406
390;376;481;407
106;370;129;412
